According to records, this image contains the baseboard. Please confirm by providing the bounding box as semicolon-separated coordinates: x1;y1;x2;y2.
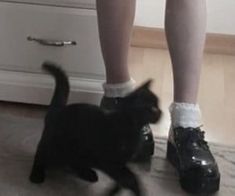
0;70;104;105
131;26;235;55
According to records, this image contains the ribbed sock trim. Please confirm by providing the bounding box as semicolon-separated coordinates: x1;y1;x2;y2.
169;102;202;128
103;78;136;98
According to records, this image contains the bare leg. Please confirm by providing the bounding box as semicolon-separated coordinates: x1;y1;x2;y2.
165;0;207;104
96;0;136;84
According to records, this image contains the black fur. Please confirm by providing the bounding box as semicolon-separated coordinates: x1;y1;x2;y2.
29;62;161;196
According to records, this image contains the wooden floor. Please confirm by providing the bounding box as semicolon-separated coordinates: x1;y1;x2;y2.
129;47;235;145
1;47;235;145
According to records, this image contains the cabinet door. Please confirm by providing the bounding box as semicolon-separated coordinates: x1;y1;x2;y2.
0;2;105;79
0;2;104;105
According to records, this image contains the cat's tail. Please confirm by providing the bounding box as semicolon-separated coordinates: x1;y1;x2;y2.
42;61;69;110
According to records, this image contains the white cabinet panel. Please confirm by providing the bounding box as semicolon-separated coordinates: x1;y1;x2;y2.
0;3;105;78
0;2;105;105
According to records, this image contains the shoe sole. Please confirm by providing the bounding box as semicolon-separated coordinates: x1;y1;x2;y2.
167;141;220;194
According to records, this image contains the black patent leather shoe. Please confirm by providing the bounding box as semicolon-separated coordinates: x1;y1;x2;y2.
167;127;220;194
100;96;155;161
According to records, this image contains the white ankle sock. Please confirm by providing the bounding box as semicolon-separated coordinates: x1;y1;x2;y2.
169;102;202;128
103;78;136;98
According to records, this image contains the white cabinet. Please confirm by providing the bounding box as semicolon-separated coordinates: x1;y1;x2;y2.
0;1;105;105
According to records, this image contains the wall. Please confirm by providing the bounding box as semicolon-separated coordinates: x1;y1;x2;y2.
135;0;235;35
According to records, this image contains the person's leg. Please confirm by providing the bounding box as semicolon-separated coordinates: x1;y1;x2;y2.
165;0;220;193
96;0;135;84
165;0;206;104
96;0;154;161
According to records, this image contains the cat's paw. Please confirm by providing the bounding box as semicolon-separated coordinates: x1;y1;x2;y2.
106;184;121;196
75;168;98;183
29;171;45;184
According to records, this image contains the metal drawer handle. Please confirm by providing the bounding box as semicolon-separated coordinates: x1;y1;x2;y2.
27;36;77;47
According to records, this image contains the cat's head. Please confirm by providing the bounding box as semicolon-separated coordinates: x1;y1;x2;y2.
121;79;161;124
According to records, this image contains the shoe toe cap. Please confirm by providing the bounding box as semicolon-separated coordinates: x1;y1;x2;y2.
183;163;219;179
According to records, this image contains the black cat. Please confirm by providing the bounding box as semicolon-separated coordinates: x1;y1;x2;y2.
29;62;161;196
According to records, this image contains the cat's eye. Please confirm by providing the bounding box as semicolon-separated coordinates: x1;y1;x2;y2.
151;106;158;112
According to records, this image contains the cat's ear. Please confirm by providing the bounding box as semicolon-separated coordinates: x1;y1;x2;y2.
138;79;153;90
126;79;153;98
